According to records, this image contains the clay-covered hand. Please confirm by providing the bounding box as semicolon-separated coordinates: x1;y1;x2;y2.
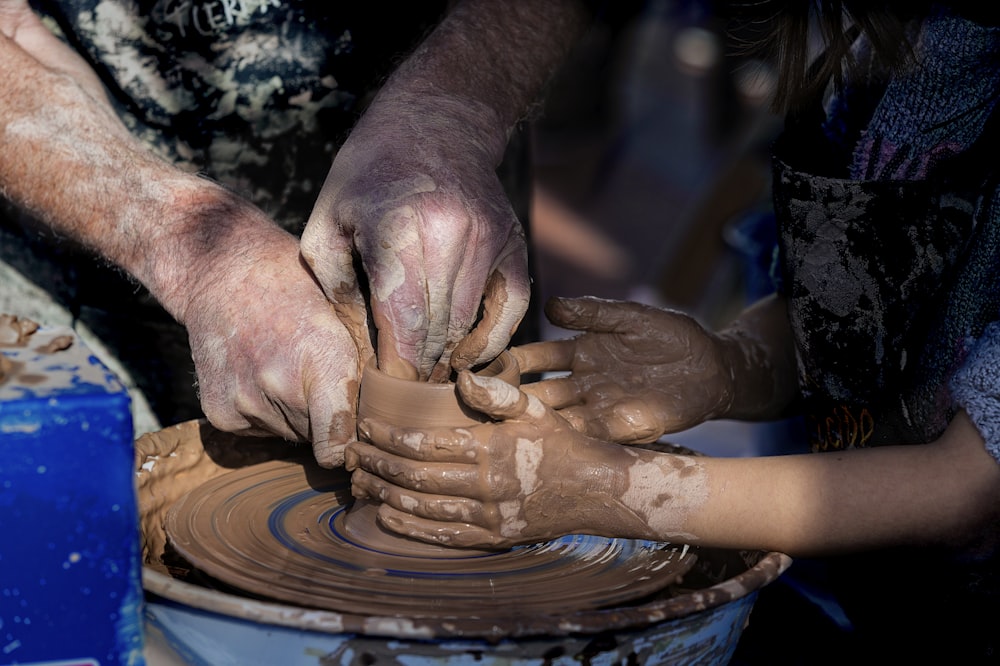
178;221;372;468
346;371;682;549
512;296;737;443
300;94;529;383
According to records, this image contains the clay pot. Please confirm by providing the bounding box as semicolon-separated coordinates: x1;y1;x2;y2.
346;350;520;556
356;351;520;429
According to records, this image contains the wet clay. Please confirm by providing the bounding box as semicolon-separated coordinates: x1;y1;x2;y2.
164;457;697;618
0;313;39;346
0;314;75;384
140;420;793;638
356;349;519;429
343;350;520;557
163;354;699;618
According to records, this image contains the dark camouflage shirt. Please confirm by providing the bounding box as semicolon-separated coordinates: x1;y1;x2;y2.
0;1;445;426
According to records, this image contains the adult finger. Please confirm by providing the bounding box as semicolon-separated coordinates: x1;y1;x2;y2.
451;231;530;371
306;366;359;468
360;204;437;381
299;222;364;314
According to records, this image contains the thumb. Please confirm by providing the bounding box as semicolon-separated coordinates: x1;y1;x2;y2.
456;372;563;431
300;220;361;302
451;234;530;371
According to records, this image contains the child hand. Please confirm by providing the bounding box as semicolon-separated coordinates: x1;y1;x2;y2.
512;297;735;443
345;371;664;549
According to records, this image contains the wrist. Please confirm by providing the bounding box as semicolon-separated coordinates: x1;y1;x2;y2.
714;330;749;419
135;177;296;325
376;0;589;135
715;326;795;420
352;90;509;167
611;447;703;542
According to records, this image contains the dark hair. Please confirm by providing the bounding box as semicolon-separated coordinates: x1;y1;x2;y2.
731;1;930;112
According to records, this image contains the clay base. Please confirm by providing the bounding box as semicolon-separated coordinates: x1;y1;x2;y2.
164;457;697;619
339;499;494;558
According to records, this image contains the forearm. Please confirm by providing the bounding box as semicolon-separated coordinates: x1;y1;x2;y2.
0;28;285;325
715;293;800;420
358;0;592;163
637;412;1000;557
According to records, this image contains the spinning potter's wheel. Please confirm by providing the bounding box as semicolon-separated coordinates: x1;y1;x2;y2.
140;420;793;661
164;456;697;619
163;352;699;622
165;354;696;619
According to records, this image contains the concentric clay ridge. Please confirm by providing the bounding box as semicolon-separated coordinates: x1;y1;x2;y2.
165;458;697;618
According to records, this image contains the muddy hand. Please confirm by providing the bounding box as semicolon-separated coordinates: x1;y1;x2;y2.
511;296;736;443
301;95;529;383
345;371;684;549
182;224;372;468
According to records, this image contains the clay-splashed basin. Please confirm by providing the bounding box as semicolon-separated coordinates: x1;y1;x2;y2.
138;354;791;665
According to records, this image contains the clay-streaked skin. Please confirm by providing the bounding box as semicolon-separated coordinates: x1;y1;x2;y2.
348;372;706;548
348;294;1000;558
510;296;799;443
0;0;590;466
0;2;371;466
301;0;591;383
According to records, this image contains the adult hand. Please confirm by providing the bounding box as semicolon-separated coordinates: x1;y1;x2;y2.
511;297;738;443
178;219;372;468
301;94;529;383
346;371;682;549
0;5;374;468
303;0;595;383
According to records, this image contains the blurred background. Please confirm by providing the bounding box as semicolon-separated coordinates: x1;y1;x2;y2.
525;8;848;659
530;0;782;331
525;0;794;459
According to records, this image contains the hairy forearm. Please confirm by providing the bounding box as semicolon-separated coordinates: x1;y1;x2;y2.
360;0;592;163
397;0;592;118
0;27;283;325
715;293;800;420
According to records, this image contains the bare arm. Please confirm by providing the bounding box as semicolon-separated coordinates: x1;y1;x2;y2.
301;0;593;381
350;373;1000;557
675;411;1000;556
373;0;592;131
0;2;370;465
0;3;258;322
